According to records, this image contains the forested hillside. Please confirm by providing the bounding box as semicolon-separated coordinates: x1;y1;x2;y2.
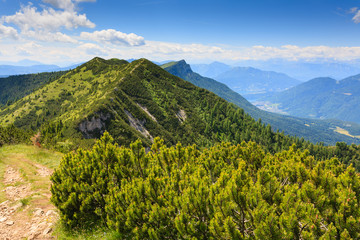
0;71;67;106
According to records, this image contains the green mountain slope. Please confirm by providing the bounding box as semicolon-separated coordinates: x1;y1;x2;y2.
267;75;360;123
0;57;304;153
0;71;67;106
162;60;360;145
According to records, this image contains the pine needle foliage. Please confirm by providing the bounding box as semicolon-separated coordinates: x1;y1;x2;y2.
51;132;360;239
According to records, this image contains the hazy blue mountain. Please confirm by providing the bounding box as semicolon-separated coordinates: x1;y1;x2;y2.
58;63;83;71
0;64;61;76
214;66;301;96
162;60;360;145
0;62;84;76
0;59;44;66
234;59;360;81
266;74;360;123
191;61;232;78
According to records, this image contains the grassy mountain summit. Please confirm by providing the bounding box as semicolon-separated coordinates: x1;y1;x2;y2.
162;60;360;145
267;74;360;123
0;57;301;153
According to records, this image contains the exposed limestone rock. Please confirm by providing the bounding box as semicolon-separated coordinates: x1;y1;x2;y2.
124;109;154;142
176;109;187;123
79;112;111;139
137;103;157;122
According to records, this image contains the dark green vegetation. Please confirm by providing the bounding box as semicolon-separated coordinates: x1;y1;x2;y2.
267;75;360;124
214;66;300;95
163;60;360;145
0;125;32;147
52;132;360;239
0;71;67;106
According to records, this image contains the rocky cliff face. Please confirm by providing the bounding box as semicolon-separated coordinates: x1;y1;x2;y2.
79;112;111;139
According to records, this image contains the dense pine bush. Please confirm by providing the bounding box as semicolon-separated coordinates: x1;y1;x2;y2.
51;132;360;239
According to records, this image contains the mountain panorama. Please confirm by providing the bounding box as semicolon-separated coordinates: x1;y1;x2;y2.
261;74;360;124
1;57;360;239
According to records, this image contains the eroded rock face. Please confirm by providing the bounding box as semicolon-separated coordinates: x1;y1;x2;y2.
137;103;157;122
176;109;187;123
79;112;111;139
124;109;154;142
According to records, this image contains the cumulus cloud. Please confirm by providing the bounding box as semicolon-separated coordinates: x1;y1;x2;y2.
0;24;19;39
3;5;95;32
23;30;78;43
15;41;41;56
80;29;145;46
43;0;96;11
78;43;109;56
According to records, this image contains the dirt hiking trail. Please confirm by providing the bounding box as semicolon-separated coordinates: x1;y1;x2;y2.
0;145;62;240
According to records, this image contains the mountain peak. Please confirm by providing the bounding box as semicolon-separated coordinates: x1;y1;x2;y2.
161;60;193;77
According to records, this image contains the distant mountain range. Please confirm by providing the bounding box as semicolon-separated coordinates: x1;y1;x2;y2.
214;67;301;95
0;62;81;76
162;60;360;145
191;59;360;82
263;74;360;124
233;59;360;81
191;62;231;78
191;62;301;100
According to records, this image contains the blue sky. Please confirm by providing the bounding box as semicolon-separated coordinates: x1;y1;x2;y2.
1;0;360;65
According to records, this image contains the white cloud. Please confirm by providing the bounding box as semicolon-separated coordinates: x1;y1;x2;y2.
0;24;18;39
78;43;109;56
43;0;75;11
3;5;95;32
42;0;96;11
350;7;358;14
3;40;360;67
75;0;96;3
353;9;360;23
23;30;78;43
15;41;41;56
80;29;145;46
238;45;360;61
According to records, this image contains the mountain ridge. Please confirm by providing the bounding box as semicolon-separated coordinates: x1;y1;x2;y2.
0;57;305;153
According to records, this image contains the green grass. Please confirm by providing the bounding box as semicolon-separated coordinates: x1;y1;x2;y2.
0;144;62;169
53;223;121;240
